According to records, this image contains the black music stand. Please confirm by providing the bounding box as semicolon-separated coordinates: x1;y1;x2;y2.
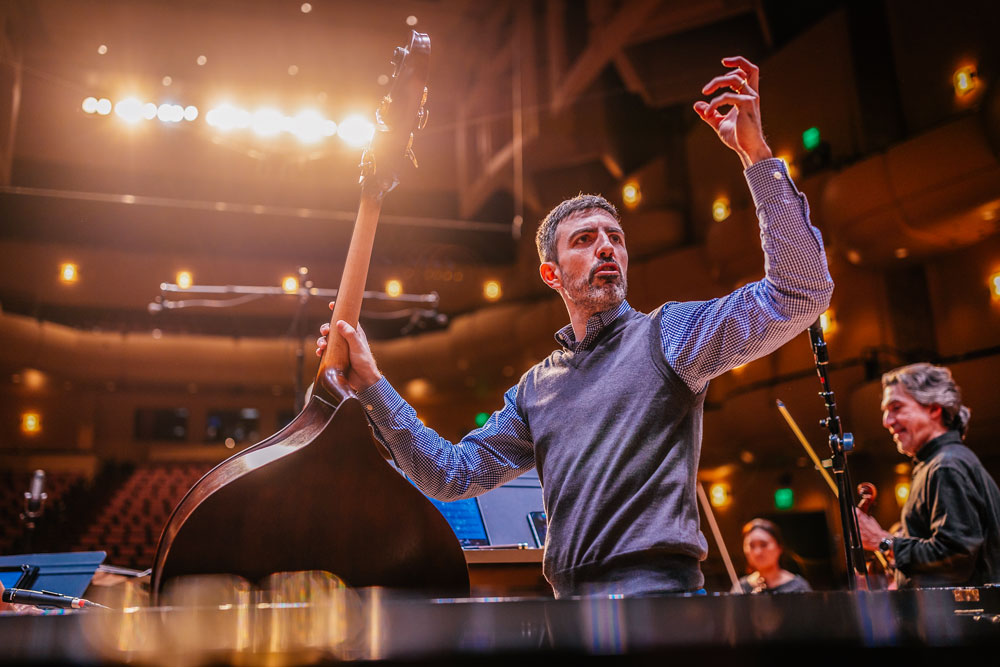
0;551;106;598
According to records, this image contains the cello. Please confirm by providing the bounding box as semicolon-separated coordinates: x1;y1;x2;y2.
150;31;469;601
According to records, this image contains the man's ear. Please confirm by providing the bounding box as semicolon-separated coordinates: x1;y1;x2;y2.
928;403;944;424
539;261;561;290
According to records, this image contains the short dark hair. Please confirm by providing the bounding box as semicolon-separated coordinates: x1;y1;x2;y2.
535;194;619;263
882;363;971;437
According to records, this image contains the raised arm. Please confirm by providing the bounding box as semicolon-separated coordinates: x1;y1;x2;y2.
665;57;833;392
317;306;535;500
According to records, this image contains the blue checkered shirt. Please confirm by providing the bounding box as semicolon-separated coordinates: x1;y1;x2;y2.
357;158;833;500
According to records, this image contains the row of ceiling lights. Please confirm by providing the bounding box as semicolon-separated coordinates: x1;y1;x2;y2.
81;96;375;146
57;264;505;303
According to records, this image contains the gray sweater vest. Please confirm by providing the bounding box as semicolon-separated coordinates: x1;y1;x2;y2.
517;306;708;597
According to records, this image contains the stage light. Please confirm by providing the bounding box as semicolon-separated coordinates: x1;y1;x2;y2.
802;126;821;151
183;105;198;121
282;276;299;293
157;103;183;122
23;369;46;390
290;109;327;143
322;119;337;137
97;44;108;55
114;97;144;123
739;450;755;464
21;412;41;435
142;102;157;120
252;107;284;137
989;271;1000;299
622;180;641;209
176;271;193;289
162;76;172;87
895;481;910;507
82;97;99;114
406;15;418;26
207;104;250;132
196;55;207;66
225;437;236;449
953;65;978;96
709;482;731;508
819;308;836;334
337;114;375;147
711;197;730;222
60;263;78;283
774;487;794;510
475;412;489;428
894;247;909;259
96;98;111;115
377;74;389;86
301;2;312;13
385;279;403;298
483;280;502;302
288;65;299;76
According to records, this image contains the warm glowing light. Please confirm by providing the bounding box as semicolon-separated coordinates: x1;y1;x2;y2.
82;97;99;113
157;103;184;123
23;369;46;390
282;276;299;293
142;102;157;120
895;481;910;507
225;437;236;449
162;75;172;87
953;65;978;96
289;109;328;143
406;15;418;26
385;279;403;298
287;65;299;76
183;105;199;121
114;97;145;123
622;181;641;208
95;98;112;115
712;197;730;222
176;271;193;289
483;280;502;302
709;482;731;508
206;104;250;132
377;74;390;86
60;263;78;283
21;412;41;434
819;308;836;334
301;2;312;13
196;55;207;66
989;271;1000;299
252;107;285;137
97;44;108;55
894;247;909;259
337;114;375;147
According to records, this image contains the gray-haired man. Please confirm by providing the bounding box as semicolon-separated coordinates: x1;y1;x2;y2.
856;363;1000;588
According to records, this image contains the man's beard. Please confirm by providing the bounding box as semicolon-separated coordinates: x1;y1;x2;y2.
562;261;627;313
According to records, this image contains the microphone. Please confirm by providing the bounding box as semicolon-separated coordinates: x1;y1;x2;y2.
22;469;47;519
2;588;108;610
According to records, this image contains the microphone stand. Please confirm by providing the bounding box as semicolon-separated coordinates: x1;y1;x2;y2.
808;321;870;591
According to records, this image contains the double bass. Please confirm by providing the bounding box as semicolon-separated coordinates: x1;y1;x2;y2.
150;32;469;601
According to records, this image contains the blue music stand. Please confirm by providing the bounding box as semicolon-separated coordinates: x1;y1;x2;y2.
0;551;106;598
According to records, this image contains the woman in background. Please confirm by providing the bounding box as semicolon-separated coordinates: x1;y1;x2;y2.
734;518;812;594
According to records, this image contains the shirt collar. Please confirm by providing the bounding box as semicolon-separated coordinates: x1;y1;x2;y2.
554;300;631;351
914;429;963;465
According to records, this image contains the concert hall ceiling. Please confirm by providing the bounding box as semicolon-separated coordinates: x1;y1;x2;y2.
1;0;999;465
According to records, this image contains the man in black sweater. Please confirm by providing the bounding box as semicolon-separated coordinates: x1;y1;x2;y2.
856;363;1000;588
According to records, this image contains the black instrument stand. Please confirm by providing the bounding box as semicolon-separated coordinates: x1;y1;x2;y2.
808;321;871;591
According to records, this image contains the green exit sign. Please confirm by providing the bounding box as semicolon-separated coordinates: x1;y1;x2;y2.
774;487;794;510
802;126;821;151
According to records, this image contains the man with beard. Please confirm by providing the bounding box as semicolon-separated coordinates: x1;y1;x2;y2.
855;363;1000;588
317;56;833;597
